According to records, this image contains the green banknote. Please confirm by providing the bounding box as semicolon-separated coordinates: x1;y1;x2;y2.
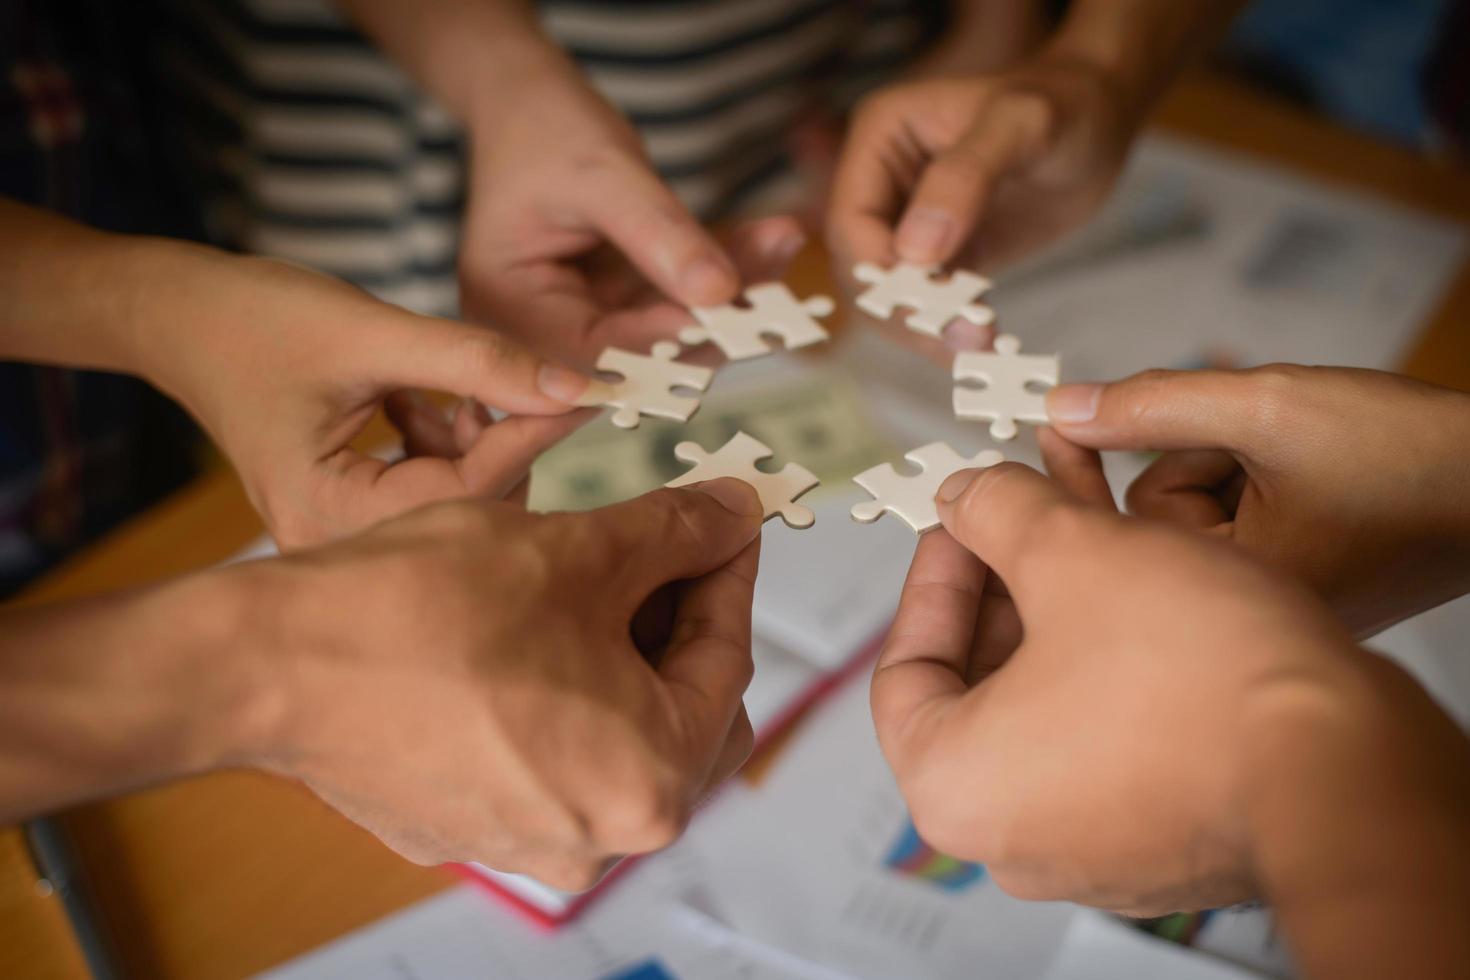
529;368;897;513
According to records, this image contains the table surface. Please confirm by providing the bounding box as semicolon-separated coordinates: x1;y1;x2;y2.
5;70;1470;980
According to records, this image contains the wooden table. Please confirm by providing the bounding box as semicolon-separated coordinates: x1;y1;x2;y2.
4;71;1470;979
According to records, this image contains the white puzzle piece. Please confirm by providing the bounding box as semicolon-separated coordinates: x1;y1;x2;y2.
850;442;1005;534
853;261;995;338
952;335;1060;441
679;283;834;361
665;431;820;529
576;341;713;429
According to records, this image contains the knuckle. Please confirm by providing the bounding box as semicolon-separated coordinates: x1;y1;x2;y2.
519;854;606;893
656;487;717;549
593;765;687;853
1002;89;1058;135
541;513;615;577
461;327;525;378
429;499;498;539
1244;362;1304;426
1114;367;1184;428
999;488;1093;558
906;786;981;866
853;86;902;126
936;140;993;182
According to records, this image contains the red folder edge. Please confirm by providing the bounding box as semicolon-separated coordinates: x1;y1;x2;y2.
451;628;889;930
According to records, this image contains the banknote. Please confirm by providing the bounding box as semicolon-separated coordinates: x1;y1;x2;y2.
530;368;897;514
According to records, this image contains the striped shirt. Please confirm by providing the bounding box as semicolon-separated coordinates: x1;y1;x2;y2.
160;0;945;315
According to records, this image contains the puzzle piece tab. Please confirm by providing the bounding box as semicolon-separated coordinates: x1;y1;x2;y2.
665;431;819;529
850;443;1005;534
576;341;713;429
951;334;1059;441
853;261;994;338
679;283;834;361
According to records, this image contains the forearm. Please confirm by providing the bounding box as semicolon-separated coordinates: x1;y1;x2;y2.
910;0;1047;78
1045;0;1245;119
1245;654;1470;978
0;198;236;380
0;199;152;372
0;566;275;821
332;0;574;124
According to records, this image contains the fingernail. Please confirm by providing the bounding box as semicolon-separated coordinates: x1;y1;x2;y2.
680;255;736;307
937;469;981;505
1046;383;1103;423
896;208;954;263
537;363;595;404
691;478;763;518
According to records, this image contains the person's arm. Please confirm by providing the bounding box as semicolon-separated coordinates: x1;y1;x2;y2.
1044;365;1470;636
908;0;1048;79
1245;655;1470;977
871;459;1470;976
328;0;556;124
1;480;764;887
1045;0;1244;122
0;569;271;821
828;0;1244;346
331;0;801;368
0;197;598;547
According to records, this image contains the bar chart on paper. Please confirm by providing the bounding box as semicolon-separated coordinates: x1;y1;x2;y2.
882;821;986;894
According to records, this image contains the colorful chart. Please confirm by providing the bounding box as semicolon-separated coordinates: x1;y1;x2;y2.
600;959;677;980
882;820;986;893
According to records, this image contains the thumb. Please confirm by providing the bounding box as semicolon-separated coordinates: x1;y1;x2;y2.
895;94;1054;266
1045;369;1264;454
576;480;764;601
380;313;608;416
933;461;1101;609
577;159;739;308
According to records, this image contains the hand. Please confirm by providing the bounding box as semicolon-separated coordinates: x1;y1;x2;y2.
828;55;1135;351
456;54;806;368
137;250;598;549
870;459;1397;914
240;479;764;889
1044;365;1470;636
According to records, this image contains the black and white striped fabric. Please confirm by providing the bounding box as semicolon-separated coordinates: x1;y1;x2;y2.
158;0;944;315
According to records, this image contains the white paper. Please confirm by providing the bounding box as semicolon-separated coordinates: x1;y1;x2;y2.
688;676;1078;980
1042;912;1264;980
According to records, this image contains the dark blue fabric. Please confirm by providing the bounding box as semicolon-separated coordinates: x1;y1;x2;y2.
1;0;202;596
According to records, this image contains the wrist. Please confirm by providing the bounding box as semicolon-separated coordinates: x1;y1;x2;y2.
105;236;233;388
139;562;292;778
341;0;576;127
1041;0;1237;122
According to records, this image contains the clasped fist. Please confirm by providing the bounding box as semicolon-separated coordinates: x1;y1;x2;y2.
233;480;764;890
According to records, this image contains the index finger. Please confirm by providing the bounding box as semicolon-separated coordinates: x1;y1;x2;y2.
657;538;762;768
871;529;986;771
828;100;908;270
934;461;1097;608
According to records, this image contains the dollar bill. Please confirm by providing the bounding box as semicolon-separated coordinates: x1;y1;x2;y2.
530;368;898;513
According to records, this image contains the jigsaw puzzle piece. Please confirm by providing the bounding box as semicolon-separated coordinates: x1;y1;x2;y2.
850;442;1005;534
853;261;994;338
665;431;819;529
951;334;1059;441
576;341;713;429
679;283;834;361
